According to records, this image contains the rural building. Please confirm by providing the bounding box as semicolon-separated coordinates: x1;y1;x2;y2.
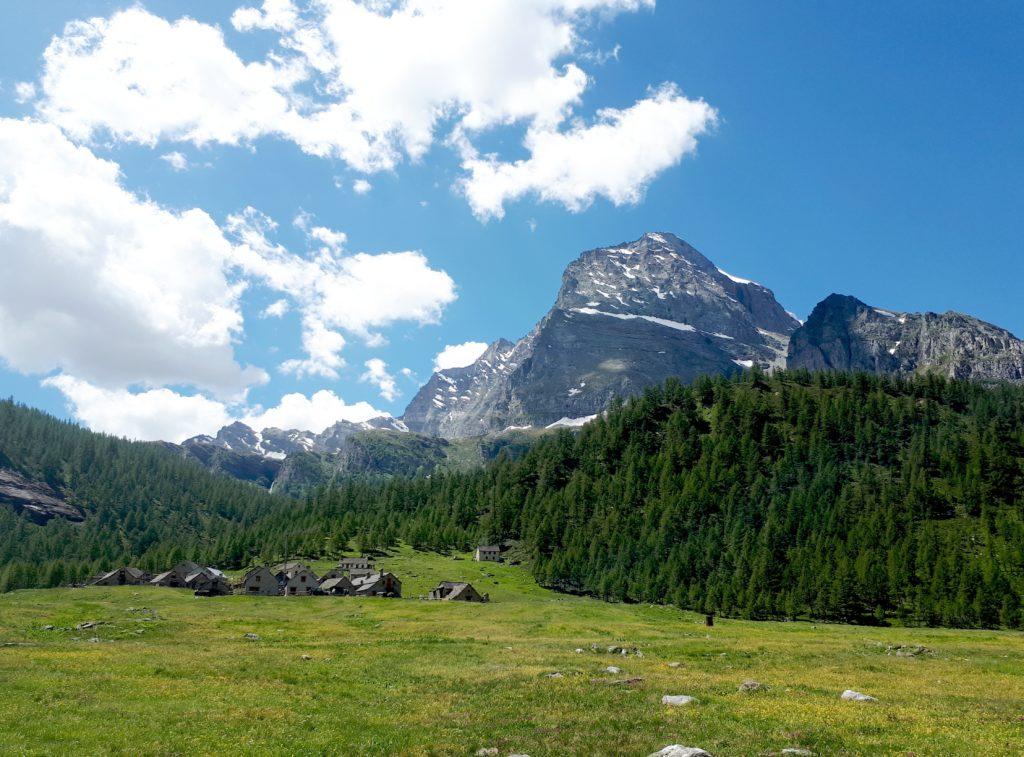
318;575;355;596
187;569;232;596
428;581;489;602
90;567;151;586
272;561;308;574
352;571;402;597
338;556;374;571
474;545;500;562
150;560;201;588
277;565;319;595
240;566;279;595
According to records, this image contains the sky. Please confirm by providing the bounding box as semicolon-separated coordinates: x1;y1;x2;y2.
0;0;1021;442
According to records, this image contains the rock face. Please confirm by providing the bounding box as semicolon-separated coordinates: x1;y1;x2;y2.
183;416;409;460
788;294;1024;383
0;468;83;523
403;232;800;438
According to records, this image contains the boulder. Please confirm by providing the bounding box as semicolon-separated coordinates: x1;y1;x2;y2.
738;679;763;692
244;633;260;641
667;661;681;668
606;665;622;674
780;749;815;755
648;746;712;757
840;689;877;702
475;749;499;756
545;672;564;678
662;695;697;706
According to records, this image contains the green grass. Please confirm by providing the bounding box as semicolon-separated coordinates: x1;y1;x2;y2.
1;546;1023;755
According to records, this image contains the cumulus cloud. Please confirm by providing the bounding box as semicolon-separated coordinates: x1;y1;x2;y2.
228;207;457;377
45;376;386;442
458;84;718;219
25;1;710;219
0;117;263;397
14;82;36;103
242;388;383;433
44;375;233;443
360;358;399;402
160;151;189;171
352;178;372;194
262;298;290;318
434;341;489;372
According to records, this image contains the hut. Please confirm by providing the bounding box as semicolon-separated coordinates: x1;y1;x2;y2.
351;571;402;598
150;560;201;588
318;575;356;596
277;564;319;595
240;566;279;595
338;556;374;571
188;569;232;597
90;567;151;586
474;545;500;562
428;581;489;602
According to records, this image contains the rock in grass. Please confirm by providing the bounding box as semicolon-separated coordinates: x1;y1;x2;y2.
300;654;312;661
545;672;564;678
661;695;697;706
738;679;763;692
42;625;54;631
780;749;815;755
648;746;711;757
244;633;260;641
840;689;877;702
606;665;622;674
474;749;498;756
666;661;681;668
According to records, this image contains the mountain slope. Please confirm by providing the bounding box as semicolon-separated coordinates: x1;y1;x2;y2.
403;232;799;437
788;294;1024;382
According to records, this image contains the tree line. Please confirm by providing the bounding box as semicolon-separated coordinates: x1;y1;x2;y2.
2;370;1023;629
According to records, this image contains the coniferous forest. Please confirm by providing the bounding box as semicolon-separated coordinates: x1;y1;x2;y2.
2;370;1024;628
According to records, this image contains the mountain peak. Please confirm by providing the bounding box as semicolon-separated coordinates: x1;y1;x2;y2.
403;232;800;437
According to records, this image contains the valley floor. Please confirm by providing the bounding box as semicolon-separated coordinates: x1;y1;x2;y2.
0;548;1022;755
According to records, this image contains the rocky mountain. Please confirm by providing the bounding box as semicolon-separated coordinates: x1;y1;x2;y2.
0;467;83;524
788;294;1024;382
402;232;800;438
183;416;409;460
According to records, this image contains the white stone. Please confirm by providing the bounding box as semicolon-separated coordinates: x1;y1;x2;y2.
606;665;622;674
840;689;877;702
661;695;697;706
648;746;711;757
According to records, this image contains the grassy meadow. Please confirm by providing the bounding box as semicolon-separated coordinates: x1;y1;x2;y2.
1;546;1022;755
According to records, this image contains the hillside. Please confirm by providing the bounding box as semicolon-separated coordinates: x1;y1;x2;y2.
289;371;1024;628
1;546;1021;755
0;399;296;590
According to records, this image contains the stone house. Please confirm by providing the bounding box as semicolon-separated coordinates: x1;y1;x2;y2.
90;567;151;586
351;571;402;598
318;575;356;596
150;560;202;588
277;565;319;595
240;566;279;595
428;581;489;602
474;545;500;562
338;556;374;571
188;569;232;596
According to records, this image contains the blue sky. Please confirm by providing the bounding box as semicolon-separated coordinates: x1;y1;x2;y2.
0;1;1021;441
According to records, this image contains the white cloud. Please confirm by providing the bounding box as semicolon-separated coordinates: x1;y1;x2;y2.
160;150;189;171
37;9;302;148
458;84;718;219
360;358;399;402
434;341;488;372
0;117;263;397
27;2;710;220
14;82;36;104
242;388;383;433
44;374;232;443
262;298;290;318
352;178;372;194
45;375;386;441
228;207;457;377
